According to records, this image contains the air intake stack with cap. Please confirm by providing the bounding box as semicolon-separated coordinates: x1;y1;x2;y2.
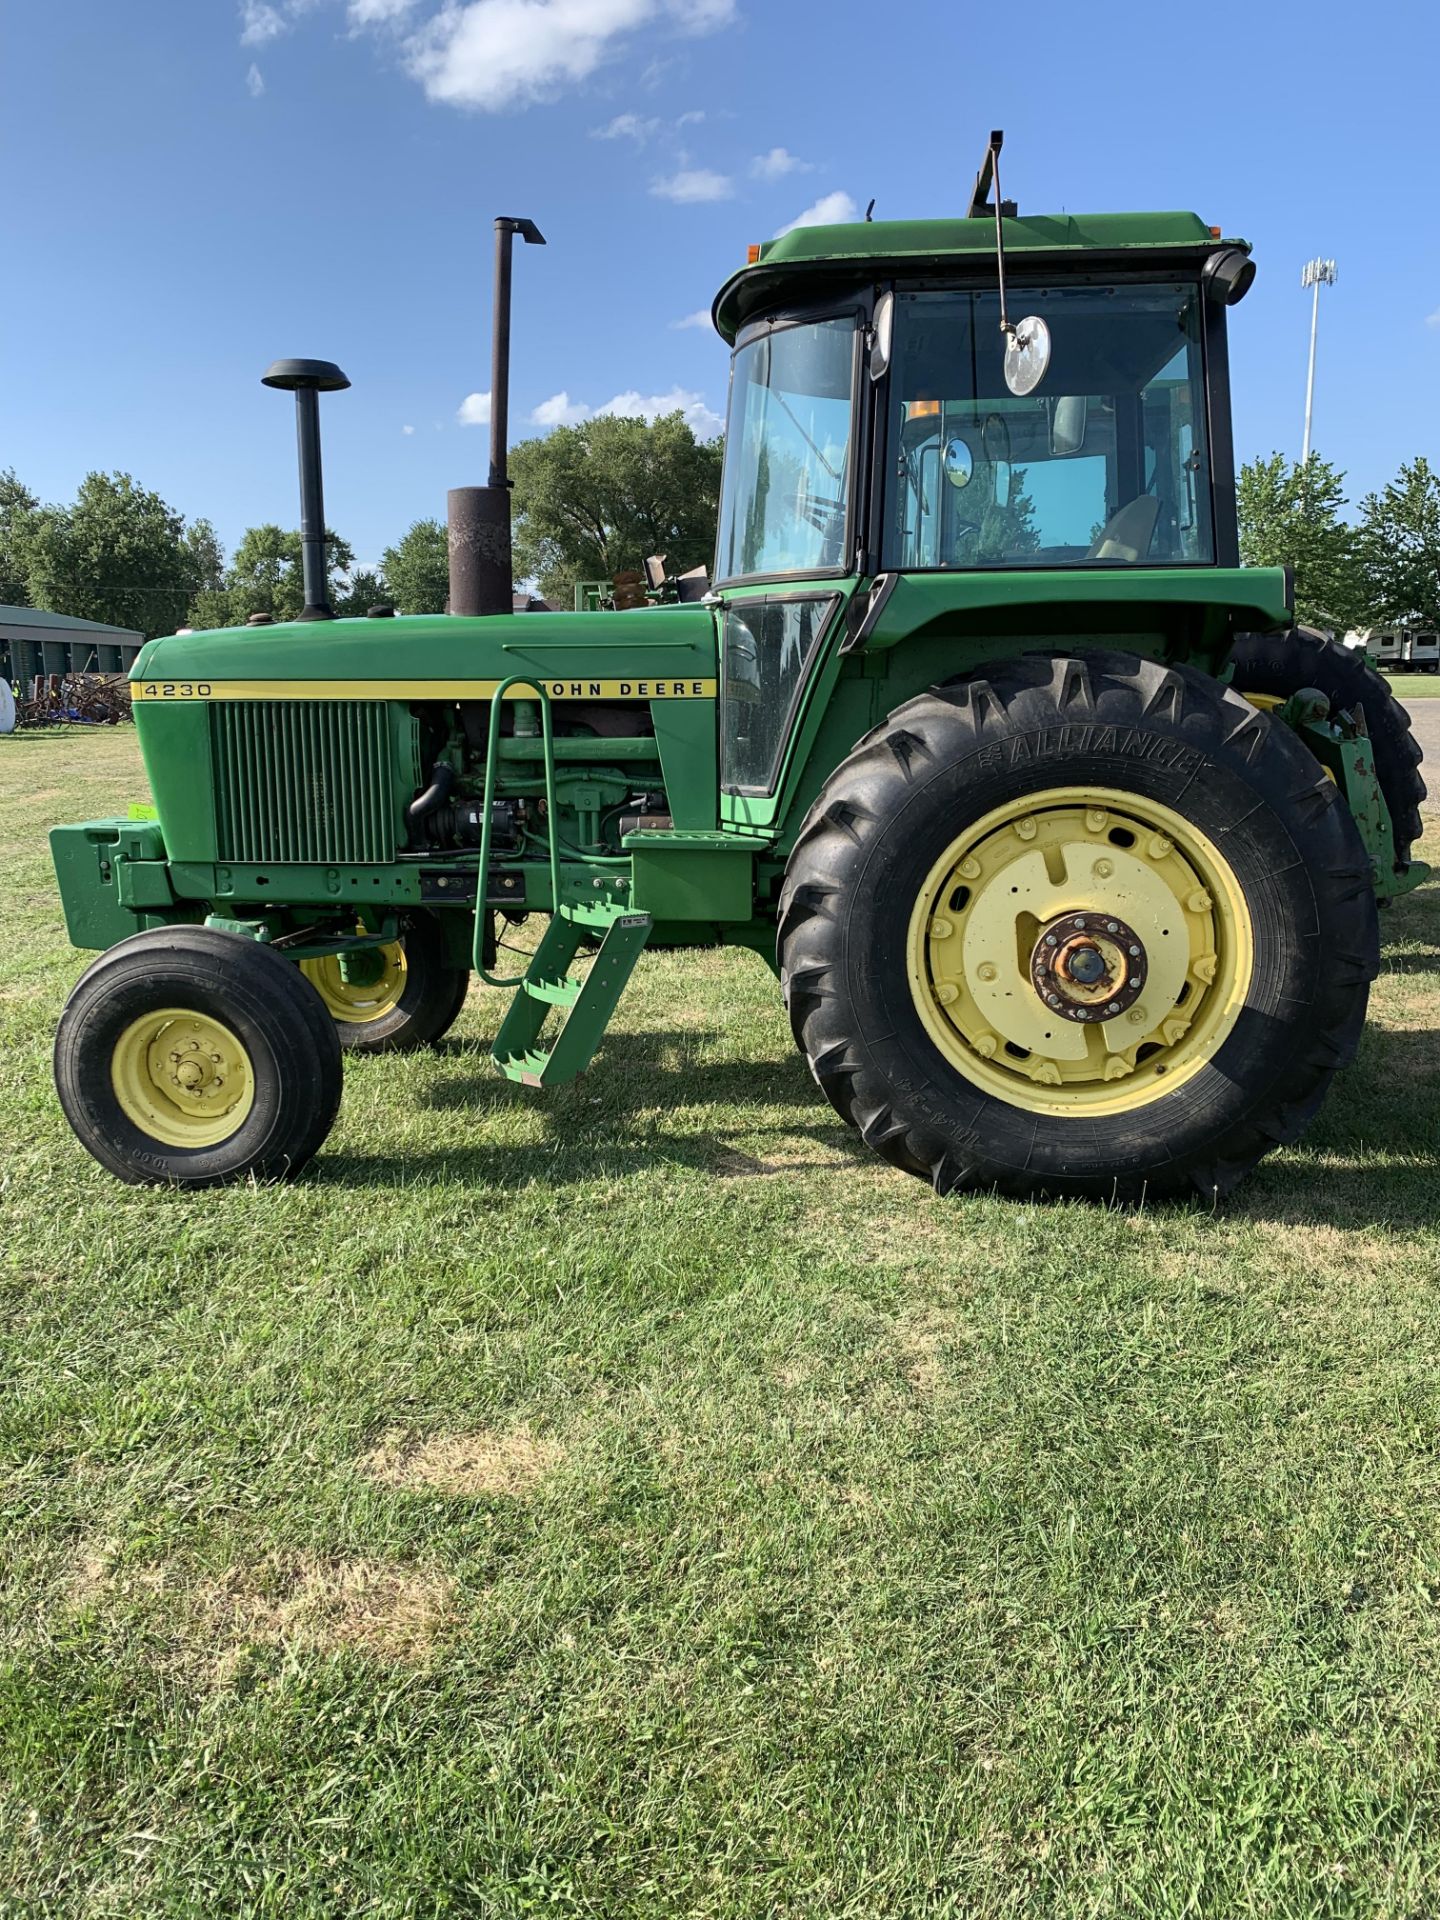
261;357;351;621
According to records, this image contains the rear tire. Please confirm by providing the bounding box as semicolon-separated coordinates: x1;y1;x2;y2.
1230;626;1427;873
55;927;343;1188
778;649;1379;1203
300;913;469;1055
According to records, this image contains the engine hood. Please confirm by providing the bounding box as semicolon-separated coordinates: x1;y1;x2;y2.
133;606;718;698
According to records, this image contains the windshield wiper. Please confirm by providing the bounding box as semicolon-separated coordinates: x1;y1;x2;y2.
773;389;842;482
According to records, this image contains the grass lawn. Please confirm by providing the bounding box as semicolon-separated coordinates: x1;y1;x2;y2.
3;727;1440;1919
1377;673;1440;703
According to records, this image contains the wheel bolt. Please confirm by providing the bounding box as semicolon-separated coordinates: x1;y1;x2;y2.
936;982;958;1005
1093;858;1114;879
1015;817;1037;840
1147;835;1172;860
931;917;954;941
1106;921;1119;933
1045;933;1058;946
1086;809;1108;831
977;962;998;983
1129;945;1141;956
1128;1006;1147;1025
1187;889;1212;914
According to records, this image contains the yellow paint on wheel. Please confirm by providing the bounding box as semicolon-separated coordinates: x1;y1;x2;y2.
112;1008;255;1149
301;942;407;1024
906;787;1253;1118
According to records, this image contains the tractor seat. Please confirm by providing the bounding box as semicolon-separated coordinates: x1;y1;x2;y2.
1087;495;1159;564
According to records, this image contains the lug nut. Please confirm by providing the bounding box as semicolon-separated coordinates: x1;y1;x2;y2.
977;962;998;982
1093;858;1114;879
1147;834;1172;860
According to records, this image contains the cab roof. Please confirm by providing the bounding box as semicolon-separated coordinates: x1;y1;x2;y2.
712;210;1242;343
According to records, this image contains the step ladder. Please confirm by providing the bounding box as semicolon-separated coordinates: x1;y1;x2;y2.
490;903;652;1088
471;675;652;1089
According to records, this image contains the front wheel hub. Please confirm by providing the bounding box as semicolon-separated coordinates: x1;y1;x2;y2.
1031;911;1146;1023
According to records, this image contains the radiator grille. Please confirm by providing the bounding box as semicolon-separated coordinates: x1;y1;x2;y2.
210;702;395;865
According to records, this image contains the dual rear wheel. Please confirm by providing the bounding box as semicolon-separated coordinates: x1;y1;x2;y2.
779;649;1380;1202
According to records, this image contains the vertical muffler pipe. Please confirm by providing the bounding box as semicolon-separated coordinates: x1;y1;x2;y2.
261;358;352;620
448;215;546;617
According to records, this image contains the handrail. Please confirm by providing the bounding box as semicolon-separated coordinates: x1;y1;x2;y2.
473;676;559;987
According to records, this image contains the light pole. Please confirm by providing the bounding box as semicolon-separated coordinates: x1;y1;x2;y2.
1300;258;1337;464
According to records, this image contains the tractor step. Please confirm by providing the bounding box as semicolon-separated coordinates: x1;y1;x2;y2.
491;908;652;1088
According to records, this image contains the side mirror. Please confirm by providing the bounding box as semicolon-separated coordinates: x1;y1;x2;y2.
870;291;894;381
1050;395;1087;456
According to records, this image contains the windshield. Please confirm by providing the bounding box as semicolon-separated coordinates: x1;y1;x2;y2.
715;316;856;584
883;283;1213;570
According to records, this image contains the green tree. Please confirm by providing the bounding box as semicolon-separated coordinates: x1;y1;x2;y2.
334;569;387;617
22;471;201;639
0;469;38;606
510;412;723;606
1356;456;1440;631
1237;452;1364;633
188;524;354;628
380;519;449;614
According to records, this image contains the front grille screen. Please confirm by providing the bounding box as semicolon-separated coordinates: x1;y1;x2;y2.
211;701;395;866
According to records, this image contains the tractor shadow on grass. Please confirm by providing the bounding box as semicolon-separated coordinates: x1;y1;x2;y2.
320;1028;869;1190
1241;1019;1440;1232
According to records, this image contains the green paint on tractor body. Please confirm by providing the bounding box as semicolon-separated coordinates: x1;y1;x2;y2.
46;189;1428;1197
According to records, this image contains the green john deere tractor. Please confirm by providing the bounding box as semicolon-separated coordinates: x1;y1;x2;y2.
48;137;1428;1201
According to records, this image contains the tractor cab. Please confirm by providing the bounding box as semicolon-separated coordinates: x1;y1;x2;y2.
709;158;1258;807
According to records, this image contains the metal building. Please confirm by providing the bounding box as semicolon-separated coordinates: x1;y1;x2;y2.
1;605;145;686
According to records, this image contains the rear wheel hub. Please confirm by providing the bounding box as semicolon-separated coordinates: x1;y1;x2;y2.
1030;911;1146;1022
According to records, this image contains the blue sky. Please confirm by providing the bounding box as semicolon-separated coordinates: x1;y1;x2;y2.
3;0;1438;569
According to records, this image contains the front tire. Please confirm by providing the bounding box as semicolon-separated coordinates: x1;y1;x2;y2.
300;913;469;1055
778;650;1379;1203
55;928;343;1188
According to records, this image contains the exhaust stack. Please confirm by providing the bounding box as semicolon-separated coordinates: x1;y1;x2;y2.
261;357;351;621
448;216;546;617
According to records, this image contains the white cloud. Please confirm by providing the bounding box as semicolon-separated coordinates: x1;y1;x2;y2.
531;391;591;426
598;386;722;435
750;146;808;181
650;167;732;203
348;0;417;23
239;1;288;44
1427;306;1440;329
774;189;860;236
457;391;492;425
246;61;266;94
671;308;711;330
402;423;416;434
591;111;660;141
402;0;736;113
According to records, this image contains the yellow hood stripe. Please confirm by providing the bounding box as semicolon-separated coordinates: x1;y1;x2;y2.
134;677;717;703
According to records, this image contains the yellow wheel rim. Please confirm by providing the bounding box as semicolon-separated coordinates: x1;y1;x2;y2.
906;786;1254;1118
111;1008;256;1149
301;942;407;1024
